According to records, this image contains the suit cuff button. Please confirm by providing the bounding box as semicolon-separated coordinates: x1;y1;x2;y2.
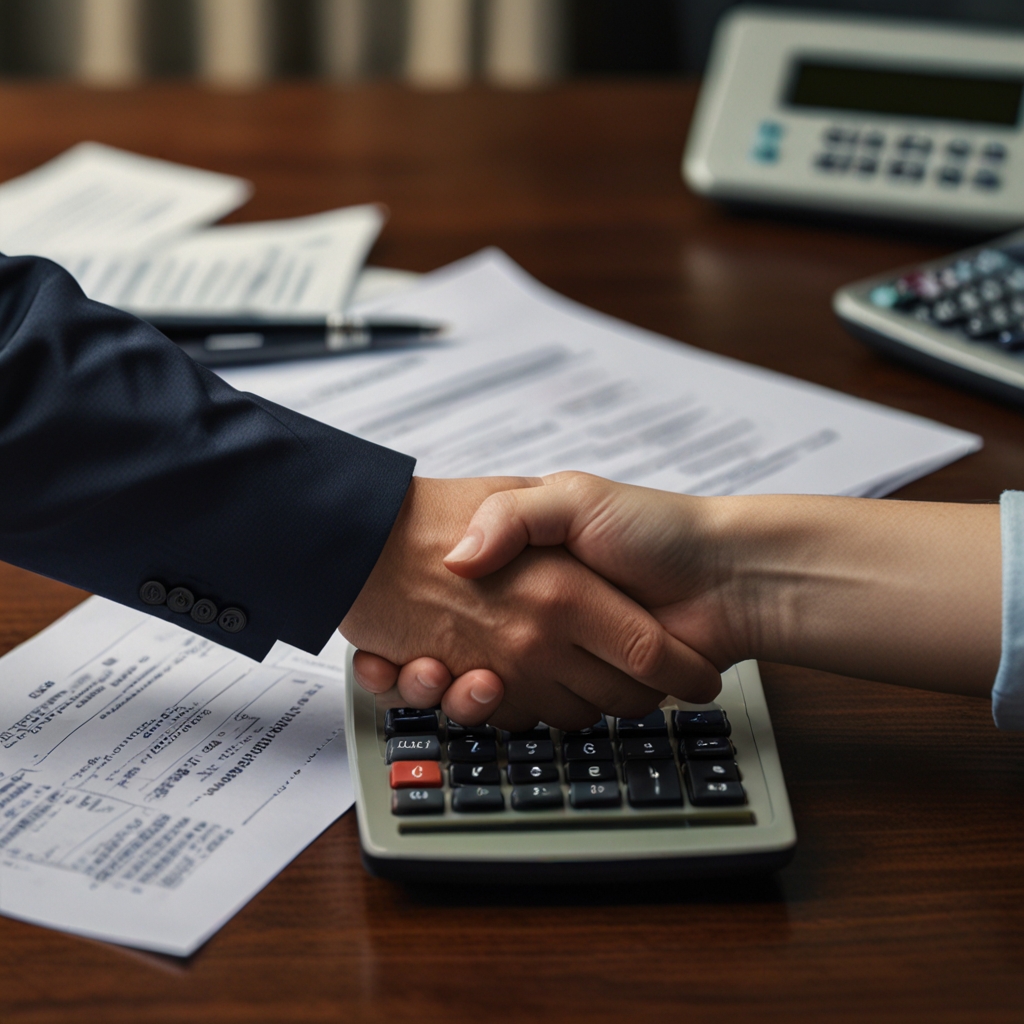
218;607;247;633
166;587;195;614
190;599;218;624
140;580;167;605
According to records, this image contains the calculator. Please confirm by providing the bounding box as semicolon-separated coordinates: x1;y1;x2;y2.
345;653;796;883
834;231;1024;406
684;8;1024;231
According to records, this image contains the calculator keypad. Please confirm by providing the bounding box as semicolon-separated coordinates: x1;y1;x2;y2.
869;244;1024;352
382;709;748;820
812;124;1007;191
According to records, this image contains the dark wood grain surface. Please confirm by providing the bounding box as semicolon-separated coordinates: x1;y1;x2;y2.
1;81;1024;1024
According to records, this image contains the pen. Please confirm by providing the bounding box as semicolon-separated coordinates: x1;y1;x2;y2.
143;313;447;366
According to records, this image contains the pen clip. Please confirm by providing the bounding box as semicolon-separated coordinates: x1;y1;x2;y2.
326;313;371;352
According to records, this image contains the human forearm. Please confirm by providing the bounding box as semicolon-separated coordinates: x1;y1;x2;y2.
707;495;1002;697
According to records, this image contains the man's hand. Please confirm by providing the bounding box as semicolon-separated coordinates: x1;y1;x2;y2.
340;476;721;731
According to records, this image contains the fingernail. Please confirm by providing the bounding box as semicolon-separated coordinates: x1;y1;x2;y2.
416;672;439;691
445;530;482;563
470;680;498;704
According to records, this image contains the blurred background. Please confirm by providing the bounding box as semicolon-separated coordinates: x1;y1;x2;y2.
2;0;1024;89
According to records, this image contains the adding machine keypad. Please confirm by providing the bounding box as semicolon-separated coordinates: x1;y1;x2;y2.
867;244;1024;352
384;705;748;820
810;124;1008;191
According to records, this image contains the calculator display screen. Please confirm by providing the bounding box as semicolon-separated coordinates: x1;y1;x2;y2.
786;60;1024;126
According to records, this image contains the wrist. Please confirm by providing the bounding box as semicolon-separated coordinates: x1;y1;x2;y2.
700;495;815;667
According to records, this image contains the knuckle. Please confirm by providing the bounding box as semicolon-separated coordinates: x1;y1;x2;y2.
620;620;667;681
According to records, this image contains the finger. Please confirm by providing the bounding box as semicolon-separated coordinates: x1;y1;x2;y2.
444;474;591;579
351;650;400;694
552;645;669;720
560;558;723;705
395;657;454;708
439;669;504;726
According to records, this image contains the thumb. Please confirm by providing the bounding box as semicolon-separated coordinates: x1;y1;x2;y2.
444;480;584;579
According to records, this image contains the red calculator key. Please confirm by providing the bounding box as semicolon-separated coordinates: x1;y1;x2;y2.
390;761;442;789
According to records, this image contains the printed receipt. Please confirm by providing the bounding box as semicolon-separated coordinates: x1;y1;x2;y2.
0;597;353;955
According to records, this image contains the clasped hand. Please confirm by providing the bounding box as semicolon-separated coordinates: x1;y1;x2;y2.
342;473;731;729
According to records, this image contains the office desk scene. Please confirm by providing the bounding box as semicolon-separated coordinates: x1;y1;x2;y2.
2;1;1024;1021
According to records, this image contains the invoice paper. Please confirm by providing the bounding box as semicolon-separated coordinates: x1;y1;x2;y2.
0;142;251;259
0;597;352;956
63;205;387;318
220;249;980;497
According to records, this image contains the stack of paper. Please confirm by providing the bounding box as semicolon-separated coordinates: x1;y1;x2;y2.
0;142;385;318
221;249;981;499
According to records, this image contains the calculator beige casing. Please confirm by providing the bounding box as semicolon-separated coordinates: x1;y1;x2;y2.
684;7;1024;231
834;230;1024;407
346;652;796;883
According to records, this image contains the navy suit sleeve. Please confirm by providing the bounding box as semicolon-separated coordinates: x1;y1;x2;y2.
0;254;415;660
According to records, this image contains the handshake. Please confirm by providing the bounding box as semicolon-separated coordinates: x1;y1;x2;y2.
342;472;1002;727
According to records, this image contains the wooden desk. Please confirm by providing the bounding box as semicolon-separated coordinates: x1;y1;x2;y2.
2;81;1024;1024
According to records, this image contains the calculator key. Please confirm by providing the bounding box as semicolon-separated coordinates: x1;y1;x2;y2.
958;289;982;314
447;738;498;763
897;134;931;154
990;304;1012;330
869;284;900;309
386;735;441;763
965;314;999;339
570;781;622;809
1011;297;1024;317
673;709;731;736
620;737;673;760
687;778;747;807
860;130;885;149
937;166;963;186
384;708;439;738
973;169;1002;190
933;296;962;319
563;737;614;761
566;761;618;782
615;710;667;737
511;783;564;811
392;788;445;815
449;763;501;787
451;785;504;812
855;157;877;175
998;329;1024;350
815;151;850;172
823;125;855;145
625;761;683;808
1006;268;1024;293
945;139;970;159
976;249;1011;274
682;736;734;760
390;761;443;788
562;718;610;738
688;760;740;784
888;160;925;181
445;720;496;740
507;763;559;785
980;279;1004;303
982;141;1007;162
507;739;555;763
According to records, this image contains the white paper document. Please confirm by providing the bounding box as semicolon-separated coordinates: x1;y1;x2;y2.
0;598;352;956
61;205;386;318
0;142;251;259
221;250;980;497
